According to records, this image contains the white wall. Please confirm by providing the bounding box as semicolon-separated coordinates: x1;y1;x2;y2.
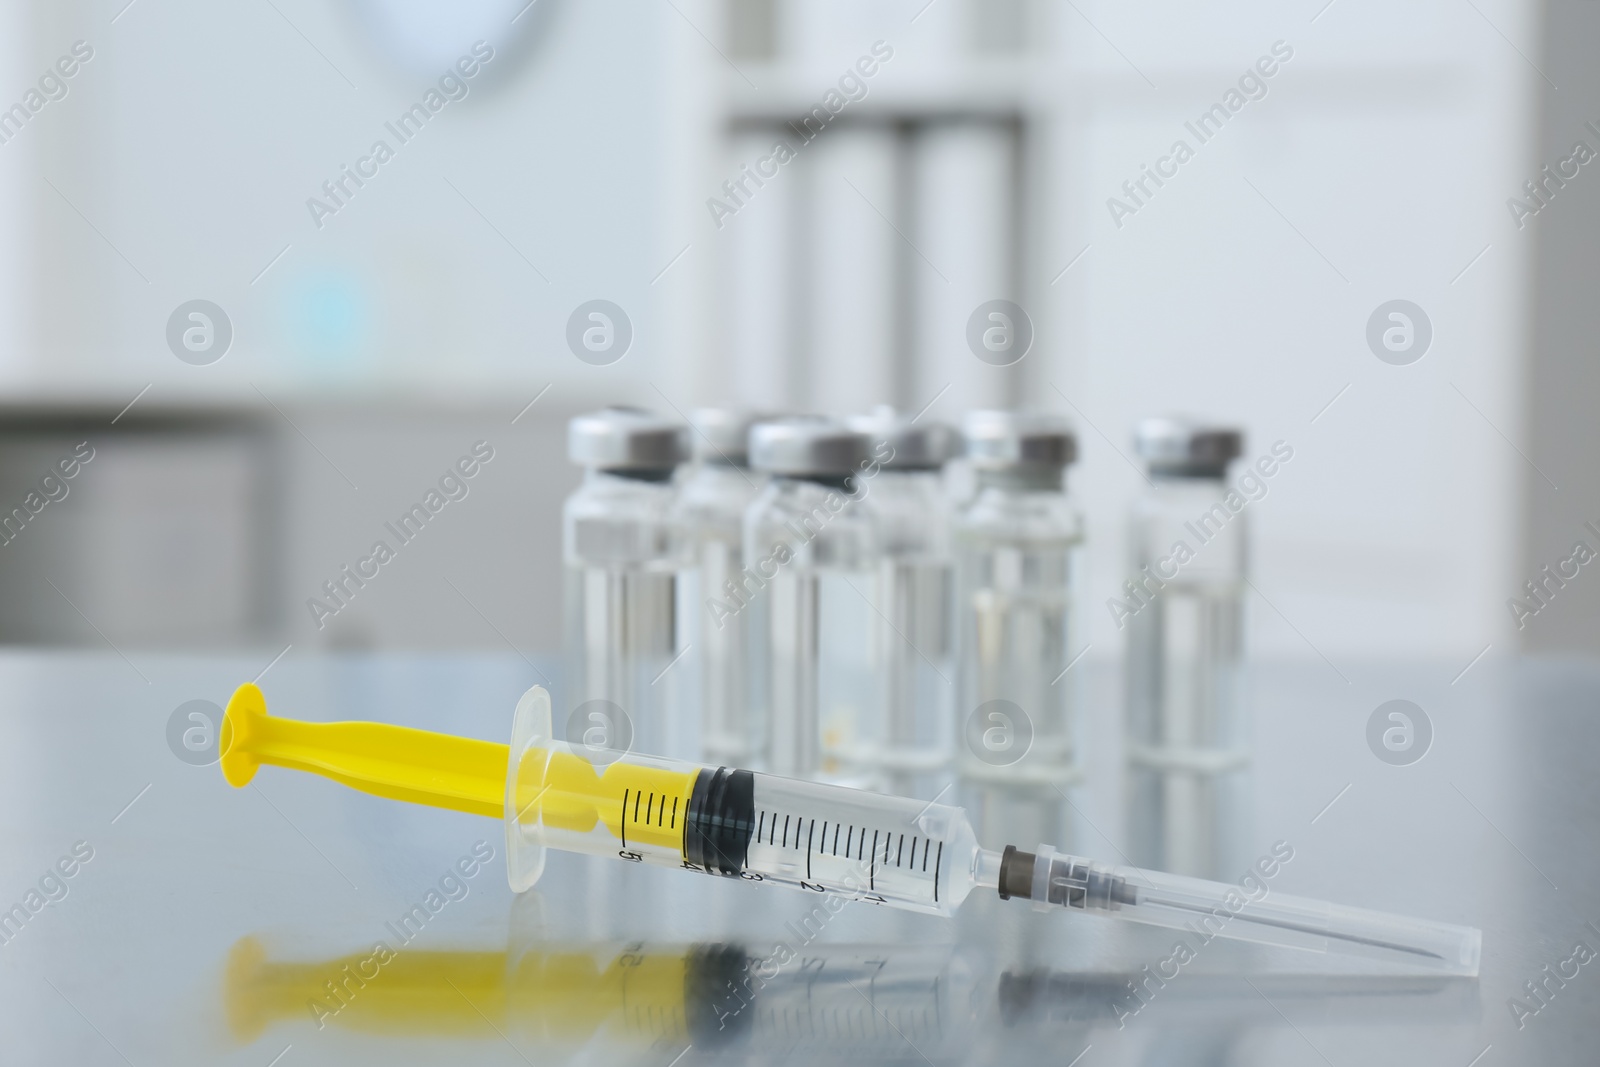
1046;0;1533;662
0;0;1539;661
0;1;39;385
15;0;681;408
695;0;1534;662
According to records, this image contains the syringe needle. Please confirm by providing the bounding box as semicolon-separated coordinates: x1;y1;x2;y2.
1134;893;1449;961
994;844;1478;974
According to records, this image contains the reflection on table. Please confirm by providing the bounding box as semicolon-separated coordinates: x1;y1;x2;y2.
223;933;1477;1063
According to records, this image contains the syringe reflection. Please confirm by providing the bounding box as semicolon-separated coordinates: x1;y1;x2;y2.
224;936;961;1058
223;936;1477;1059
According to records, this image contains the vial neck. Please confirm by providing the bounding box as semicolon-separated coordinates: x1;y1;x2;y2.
776;473;858;493
976;466;1064;493
587;466;676;485
1149;465;1228;481
687;463;757;489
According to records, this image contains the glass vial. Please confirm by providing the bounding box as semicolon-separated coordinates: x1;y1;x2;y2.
1124;418;1248;880
674;409;768;766
562;407;691;760
848;407;960;799
955;411;1084;850
745;417;881;785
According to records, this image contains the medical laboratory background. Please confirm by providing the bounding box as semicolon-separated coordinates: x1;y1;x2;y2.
1;1;1598;1064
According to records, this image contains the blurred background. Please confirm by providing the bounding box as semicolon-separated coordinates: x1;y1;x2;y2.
0;0;1589;665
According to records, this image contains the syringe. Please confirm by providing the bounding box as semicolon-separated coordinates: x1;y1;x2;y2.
218;683;1480;975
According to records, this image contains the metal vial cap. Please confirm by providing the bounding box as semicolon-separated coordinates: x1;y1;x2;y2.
689;408;771;467
962;410;1077;470
1134;417;1242;478
847;405;959;471
748;416;873;477
567;406;689;471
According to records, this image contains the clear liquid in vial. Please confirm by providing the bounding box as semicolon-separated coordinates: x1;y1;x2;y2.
762;567;877;786
1125;576;1247;880
875;557;955;799
565;566;684;758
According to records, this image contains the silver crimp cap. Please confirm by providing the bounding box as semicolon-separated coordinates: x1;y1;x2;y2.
689;408;772;467
567;406;690;471
749;416;873;477
1134;416;1242;478
847;405;959;471
962;410;1077;471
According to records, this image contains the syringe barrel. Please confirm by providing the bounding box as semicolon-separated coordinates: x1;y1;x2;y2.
741;774;973;914
997;845;1480;975
505;687;978;915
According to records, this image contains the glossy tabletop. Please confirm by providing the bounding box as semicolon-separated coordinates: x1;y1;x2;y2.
0;651;1595;1065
